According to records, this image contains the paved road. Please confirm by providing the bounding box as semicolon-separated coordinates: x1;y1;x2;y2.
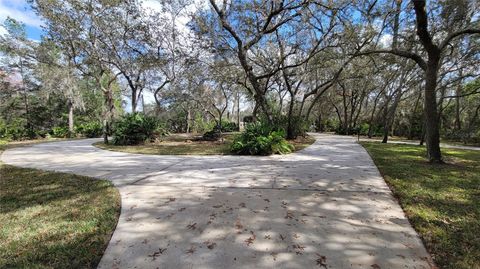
2;134;433;269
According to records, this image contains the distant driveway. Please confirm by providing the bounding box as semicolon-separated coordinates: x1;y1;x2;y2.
2;134;433;269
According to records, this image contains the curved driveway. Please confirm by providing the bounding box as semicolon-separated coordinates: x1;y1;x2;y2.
1;134;433;269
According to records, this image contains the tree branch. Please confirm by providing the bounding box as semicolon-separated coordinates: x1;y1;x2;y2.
354;49;427;70
439;28;480;51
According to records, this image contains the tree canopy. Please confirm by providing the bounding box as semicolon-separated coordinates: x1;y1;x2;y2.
0;0;479;161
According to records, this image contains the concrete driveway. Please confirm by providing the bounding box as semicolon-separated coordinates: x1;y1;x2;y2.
1;134;433;269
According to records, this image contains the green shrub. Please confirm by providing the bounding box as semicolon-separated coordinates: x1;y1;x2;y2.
154;122;170;137
191;114;210;133
51;126;70;138
34;129;50;138
336;125;361;135
0;119;28;140
359;123;370;136
230;122;294;155
218;121;238;132
112;113;164;145
269;130;295;154
201;121;238;141
271;115;308;139
0;139;8;149
75;122;103;138
0;119;7;139
321;118;338;132
203;129;221;141
243;115;254;123
203;120;238;133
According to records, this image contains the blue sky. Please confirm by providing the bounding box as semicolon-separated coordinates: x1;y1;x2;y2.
0;0;44;40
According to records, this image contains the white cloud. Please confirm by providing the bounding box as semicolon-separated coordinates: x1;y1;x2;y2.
141;0;163;13
140;0;208;34
0;24;7;36
379;33;392;48
0;0;43;29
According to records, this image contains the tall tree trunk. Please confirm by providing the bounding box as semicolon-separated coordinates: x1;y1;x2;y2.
131;88;137;113
19;61;32;137
103;89;115;144
252;102;259;121
342;87;348;134
419;119;426;145
383;90;403;143
382;106;389;143
382;126;389;143
455;96;461;130
22;85;31;137
380;0;401;144
412;0;443;163
455;78;462;130
186;109;191;133
286;92;295;139
278;91;284;114
68;99;74;136
368;96;380;138
408;90;422;139
424;59;442;162
464;104;480;143
103;118;109;144
236;91;240;130
317;113;322;132
219;112;223;132
353;91;366;129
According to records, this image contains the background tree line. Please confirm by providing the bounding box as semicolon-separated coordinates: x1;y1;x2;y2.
0;0;478;161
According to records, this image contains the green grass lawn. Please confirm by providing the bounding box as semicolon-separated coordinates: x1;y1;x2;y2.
95;133;316;155
358;135;480;147
0;144;121;268
0;138;70;151
361;142;479;269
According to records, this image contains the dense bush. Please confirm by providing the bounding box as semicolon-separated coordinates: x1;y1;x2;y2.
34;129;50;138
243;115;255;123
201;121;238;141
201;120;238;133
218;121;238;132
0;119;7;139
75;122;103;138
0;139;7;147
112;113;164;145
0;119;28;140
358;123;370;136
271;115;308;139
335;126;356;135
322;118;338;132
202;129;222;141
51;126;70;138
444;128;480;145
230;122;294;155
191;114;210;133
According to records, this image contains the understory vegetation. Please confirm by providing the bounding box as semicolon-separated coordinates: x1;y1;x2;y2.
0;143;121;268
96;130;315;156
108;113;305;155
231;122;294;155
111;113;167;145
0;0;477;162
362;142;479;269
